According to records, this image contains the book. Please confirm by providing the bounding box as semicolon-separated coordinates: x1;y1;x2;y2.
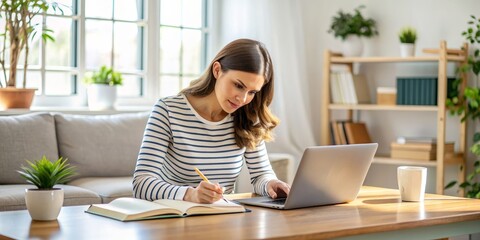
344;122;372;144
85;197;246;222
396;136;437;144
330;72;342;104
391;141;455;161
352;74;371;104
391;149;458;161
391;142;454;152
343;72;358;104
391;149;436;160
331;121;340;144
336;121;348;144
331;120;351;145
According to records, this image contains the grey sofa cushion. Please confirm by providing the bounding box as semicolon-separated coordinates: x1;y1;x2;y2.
68;177;133;203
0;184;101;211
0;113;59;184
54;112;149;179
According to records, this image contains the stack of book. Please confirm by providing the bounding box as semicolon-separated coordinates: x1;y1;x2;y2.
391;137;454;161
330;121;372;145
396;77;455;106
330;72;371;104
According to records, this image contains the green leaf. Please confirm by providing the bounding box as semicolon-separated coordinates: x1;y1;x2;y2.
83;65;123;86
460;182;471;188
17;156;76;189
444;181;457;189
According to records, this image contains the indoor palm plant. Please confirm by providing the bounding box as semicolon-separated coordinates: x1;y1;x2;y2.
17;156;76;220
0;0;59;110
328;5;378;57
398;26;417;57
84;65;123;110
445;15;480;199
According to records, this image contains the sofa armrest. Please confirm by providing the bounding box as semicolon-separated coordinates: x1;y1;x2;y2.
234;153;296;193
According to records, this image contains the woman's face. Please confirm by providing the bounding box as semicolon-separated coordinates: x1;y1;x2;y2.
213;62;265;114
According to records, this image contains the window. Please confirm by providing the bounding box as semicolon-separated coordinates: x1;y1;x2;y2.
159;0;207;97
1;0;209;107
84;0;145;98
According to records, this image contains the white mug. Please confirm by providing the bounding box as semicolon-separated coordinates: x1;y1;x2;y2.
397;166;427;202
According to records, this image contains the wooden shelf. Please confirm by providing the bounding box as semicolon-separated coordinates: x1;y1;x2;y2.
329;104;438;111
320;41;469;195
373;156;437;167
373;153;464;167
330;55;465;63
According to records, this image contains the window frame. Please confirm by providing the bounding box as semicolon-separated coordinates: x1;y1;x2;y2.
32;0;212;108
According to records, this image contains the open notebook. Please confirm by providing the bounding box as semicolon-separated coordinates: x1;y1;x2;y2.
86;197;246;221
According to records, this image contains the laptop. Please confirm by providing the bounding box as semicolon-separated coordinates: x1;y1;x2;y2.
236;143;378;210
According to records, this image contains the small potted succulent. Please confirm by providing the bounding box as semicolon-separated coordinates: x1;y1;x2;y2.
17;156;76;221
328;5;378;57
398;26;417;57
83;65;123;110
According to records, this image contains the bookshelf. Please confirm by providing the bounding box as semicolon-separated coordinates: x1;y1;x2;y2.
321;41;468;194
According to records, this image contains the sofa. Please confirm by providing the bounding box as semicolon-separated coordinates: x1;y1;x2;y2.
0;112;294;211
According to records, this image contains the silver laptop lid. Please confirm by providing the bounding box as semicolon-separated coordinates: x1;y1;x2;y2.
284;143;378;209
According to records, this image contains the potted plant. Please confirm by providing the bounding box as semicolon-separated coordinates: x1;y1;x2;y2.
445;15;480;198
328;5;379;57
83;65;123;110
399;26;417;57
17;156;76;220
0;0;60;110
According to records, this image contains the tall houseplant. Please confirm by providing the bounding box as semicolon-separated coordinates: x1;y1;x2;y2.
84;65;123;110
17;156;76;220
0;0;59;109
445;15;480;198
328;5;378;57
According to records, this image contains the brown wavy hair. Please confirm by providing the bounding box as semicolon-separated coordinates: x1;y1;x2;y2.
181;39;279;149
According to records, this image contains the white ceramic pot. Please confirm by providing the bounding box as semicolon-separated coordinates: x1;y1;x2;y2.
342;35;364;57
400;43;415;57
25;188;64;221
87;84;117;110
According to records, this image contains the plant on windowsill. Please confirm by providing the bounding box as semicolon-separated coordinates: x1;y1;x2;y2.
445;15;480;199
83;65;123;110
0;0;61;110
17;156;76;220
398;26;417;57
327;5;378;57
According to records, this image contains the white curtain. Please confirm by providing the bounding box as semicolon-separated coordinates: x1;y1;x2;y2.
216;0;316;168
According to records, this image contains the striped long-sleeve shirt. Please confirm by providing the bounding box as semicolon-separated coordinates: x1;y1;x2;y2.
133;94;277;201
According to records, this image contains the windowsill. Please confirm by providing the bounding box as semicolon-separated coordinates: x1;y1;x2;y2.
0;106;153;115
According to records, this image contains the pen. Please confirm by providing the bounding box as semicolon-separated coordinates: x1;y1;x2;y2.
194;167;228;203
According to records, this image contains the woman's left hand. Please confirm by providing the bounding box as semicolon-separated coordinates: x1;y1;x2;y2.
267;179;290;199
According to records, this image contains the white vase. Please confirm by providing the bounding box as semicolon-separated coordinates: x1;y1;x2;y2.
87;84;117;110
25;188;64;221
342;35;364;57
400;43;415;57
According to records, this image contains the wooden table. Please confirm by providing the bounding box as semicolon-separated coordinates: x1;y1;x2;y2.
1;186;480;240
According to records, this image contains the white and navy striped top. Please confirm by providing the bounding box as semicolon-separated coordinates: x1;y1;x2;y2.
133;94;277;201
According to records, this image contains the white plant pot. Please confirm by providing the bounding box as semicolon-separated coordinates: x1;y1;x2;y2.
342;35;364;57
25;188;64;221
400;43;415;57
87;84;117;110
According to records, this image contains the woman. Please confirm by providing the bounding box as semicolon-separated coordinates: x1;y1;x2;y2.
133;39;290;203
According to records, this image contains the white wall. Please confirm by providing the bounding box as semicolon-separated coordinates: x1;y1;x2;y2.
299;0;480;192
211;0;480;194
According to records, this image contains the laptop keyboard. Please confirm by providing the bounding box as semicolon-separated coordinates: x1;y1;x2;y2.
262;198;287;205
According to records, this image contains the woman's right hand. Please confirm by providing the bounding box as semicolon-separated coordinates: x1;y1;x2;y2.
184;181;224;203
